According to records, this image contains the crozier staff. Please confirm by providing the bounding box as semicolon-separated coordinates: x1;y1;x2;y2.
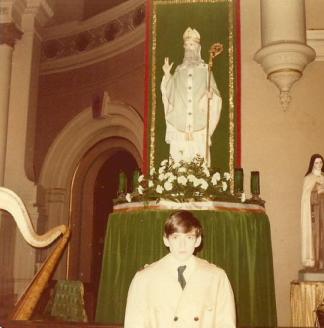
124;210;236;327
161;27;222;166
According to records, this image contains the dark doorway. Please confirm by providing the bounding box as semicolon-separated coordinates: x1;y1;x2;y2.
91;150;138;315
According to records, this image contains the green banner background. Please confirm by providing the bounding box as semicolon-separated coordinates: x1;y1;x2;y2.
148;0;238;176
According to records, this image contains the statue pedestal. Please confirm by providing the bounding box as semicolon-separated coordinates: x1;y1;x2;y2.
290;280;324;327
299;269;324;282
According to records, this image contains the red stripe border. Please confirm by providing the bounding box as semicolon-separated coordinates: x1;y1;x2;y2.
236;0;241;167
142;0;242;171
142;0;151;175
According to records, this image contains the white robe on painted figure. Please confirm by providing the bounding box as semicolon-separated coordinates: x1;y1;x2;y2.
301;171;324;267
160;28;222;166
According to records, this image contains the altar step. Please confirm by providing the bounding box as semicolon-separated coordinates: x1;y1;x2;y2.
0;321;122;328
0;323;292;328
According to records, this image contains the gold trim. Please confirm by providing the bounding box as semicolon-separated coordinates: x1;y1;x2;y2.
150;6;158;170
228;0;235;193
150;0;236;179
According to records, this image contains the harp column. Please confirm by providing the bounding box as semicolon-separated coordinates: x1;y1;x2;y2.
254;0;316;111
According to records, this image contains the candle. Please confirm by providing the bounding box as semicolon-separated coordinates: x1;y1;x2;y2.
234;168;244;193
132;169;140;191
118;171;127;193
250;171;260;195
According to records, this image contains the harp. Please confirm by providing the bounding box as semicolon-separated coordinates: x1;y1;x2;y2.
0;187;70;320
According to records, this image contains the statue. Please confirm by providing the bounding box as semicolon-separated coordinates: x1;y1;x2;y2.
301;154;324;269
160;27;222;166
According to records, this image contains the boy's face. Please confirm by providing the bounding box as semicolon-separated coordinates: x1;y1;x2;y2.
163;230;201;263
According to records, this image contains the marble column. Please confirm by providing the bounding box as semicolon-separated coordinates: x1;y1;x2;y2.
3;0;53;298
0;23;22;185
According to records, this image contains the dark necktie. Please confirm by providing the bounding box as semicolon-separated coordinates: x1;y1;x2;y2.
177;265;186;289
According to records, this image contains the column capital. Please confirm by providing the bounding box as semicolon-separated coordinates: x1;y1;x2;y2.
0;0;27;26
0;22;22;46
22;0;53;32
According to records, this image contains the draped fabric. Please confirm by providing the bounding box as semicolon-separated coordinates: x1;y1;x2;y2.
96;209;277;327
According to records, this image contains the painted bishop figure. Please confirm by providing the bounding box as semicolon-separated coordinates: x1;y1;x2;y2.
161;27;222;166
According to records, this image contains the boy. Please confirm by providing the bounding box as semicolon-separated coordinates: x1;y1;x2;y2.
124;210;236;327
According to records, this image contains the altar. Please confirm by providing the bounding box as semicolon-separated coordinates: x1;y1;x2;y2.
95;201;277;327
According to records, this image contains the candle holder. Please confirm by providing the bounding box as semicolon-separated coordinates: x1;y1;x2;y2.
118;171;127;195
250;171;260;199
132;169;140;192
234;168;244;197
247;171;265;206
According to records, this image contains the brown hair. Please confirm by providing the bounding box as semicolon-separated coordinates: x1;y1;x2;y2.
164;210;202;237
305;153;324;176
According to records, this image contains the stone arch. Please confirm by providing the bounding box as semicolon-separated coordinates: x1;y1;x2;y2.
37;102;143;237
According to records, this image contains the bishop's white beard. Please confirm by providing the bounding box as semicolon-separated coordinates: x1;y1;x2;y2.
183;48;202;67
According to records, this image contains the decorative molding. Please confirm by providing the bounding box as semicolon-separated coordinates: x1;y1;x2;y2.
24;0;53;27
20;0;53;39
254;42;315;111
39;0;145;74
39;102;143;189
38;102;143;231
43;0;144;39
307;30;324;61
0;0;26;26
40;23;145;75
0;22;22;46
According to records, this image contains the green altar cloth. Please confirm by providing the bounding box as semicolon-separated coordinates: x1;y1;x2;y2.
95;209;277;327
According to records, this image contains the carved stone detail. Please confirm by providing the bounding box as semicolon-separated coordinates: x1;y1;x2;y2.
255;42;315;110
41;4;145;61
0;22;22;47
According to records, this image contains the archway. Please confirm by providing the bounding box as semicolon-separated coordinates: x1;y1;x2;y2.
37;102;143;280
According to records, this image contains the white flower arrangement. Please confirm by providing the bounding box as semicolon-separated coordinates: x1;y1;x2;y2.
115;155;241;204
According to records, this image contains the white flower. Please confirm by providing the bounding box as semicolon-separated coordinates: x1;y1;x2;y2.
156;185;164;194
158;166;165;174
164;181;173;191
160;159;168;167
158;173;165;180
150;167;156;176
200;179;208;190
138;175;144;183
125;193;132;202
188;174;196;183
203;167;210;177
177;176;188;186
211;172;221;185
137;186;144;194
178;167;186;173
241;192;246;202
168;174;176;182
172;162;180;169
224;172;231;180
222;181;228;191
148;180;154;188
193;177;200;187
165;172;172;178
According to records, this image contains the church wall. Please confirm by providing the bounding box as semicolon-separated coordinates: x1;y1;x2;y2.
35;42;145;180
241;0;324;325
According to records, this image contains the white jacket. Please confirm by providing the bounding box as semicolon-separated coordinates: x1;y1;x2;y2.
124;254;236;328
